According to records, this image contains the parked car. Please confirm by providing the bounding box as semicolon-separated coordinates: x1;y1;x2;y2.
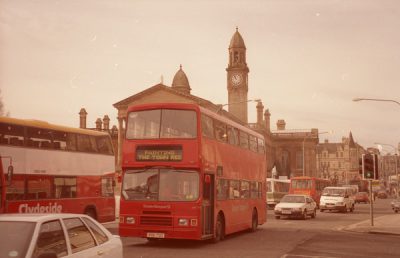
354;191;370;204
391;198;400;213
0;213;122;258
274;194;317;220
377;190;388;199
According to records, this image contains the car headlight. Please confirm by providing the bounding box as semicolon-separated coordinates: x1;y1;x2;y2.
275;207;281;211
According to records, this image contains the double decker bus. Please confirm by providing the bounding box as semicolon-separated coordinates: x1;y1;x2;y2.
0;116;116;222
119;103;266;242
266;178;290;208
289;176;330;207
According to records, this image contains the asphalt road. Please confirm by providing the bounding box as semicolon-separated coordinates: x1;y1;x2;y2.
110;198;400;258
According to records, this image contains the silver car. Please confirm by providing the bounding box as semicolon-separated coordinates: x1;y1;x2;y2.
0;213;122;258
274;194;317;220
391;198;400;213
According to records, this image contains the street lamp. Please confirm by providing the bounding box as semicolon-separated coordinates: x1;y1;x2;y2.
302;131;331;177
216;98;261;113
375;142;399;198
352;98;400;107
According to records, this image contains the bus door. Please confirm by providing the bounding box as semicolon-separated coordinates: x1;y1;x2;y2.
202;173;214;237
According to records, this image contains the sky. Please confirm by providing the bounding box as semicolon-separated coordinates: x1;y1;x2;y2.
0;0;399;152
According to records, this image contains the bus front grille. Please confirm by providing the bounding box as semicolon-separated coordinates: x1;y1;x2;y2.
140;216;172;226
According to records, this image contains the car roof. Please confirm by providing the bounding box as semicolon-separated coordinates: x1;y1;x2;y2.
284;194;310;197
0;213;92;223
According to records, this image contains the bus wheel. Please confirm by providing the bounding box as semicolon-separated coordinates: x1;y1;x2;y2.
213;215;224;243
251;209;258;232
84;208;97;220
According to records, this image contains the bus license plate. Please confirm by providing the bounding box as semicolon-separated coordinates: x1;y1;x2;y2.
282;210;291;214
147;232;165;238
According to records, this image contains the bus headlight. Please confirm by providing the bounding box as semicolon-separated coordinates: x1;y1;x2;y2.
126;216;136;224
178;218;189;226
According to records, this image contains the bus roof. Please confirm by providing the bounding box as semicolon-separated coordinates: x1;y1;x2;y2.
0;116;109;137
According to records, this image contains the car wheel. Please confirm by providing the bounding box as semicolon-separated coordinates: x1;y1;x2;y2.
302;209;307;220
343;205;348;213
311;209;316;218
350;204;354;212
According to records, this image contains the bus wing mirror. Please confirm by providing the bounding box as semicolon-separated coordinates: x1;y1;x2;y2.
7;165;14;185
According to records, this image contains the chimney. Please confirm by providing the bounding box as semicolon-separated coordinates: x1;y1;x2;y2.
95;118;102;131
256;101;264;127
264;109;271;132
79;108;88;129
277;119;286;130
103;115;110;131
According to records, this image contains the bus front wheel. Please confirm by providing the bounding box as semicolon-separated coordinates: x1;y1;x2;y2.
251;209;258;232
212;215;224;243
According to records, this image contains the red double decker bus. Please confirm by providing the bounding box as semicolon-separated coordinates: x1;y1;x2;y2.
289;176;331;207
119;103;266;242
0;117;116;222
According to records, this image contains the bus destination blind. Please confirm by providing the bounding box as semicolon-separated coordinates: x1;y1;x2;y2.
136;146;182;161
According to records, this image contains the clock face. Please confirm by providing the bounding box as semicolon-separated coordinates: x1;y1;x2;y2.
231;73;243;86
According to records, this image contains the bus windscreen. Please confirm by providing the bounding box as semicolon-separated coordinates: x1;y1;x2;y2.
126;109;197;139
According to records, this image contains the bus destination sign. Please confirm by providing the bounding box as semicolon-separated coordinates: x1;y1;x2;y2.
136;146;182;161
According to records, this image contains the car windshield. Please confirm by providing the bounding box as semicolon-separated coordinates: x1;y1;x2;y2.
0;221;36;258
322;188;345;197
281;195;305;203
122;168;200;201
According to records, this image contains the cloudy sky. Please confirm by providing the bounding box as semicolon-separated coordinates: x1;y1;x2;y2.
1;0;399;151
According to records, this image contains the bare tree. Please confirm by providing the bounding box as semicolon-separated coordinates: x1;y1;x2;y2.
0;89;9;116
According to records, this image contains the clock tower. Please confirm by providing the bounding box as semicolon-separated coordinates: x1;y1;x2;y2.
226;27;249;123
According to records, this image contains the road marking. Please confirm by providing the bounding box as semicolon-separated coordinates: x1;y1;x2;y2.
281;254;338;258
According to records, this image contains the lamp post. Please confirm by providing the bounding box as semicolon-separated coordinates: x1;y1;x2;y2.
216;98;261;113
302;131;330;177
375;142;399;198
352;98;400;106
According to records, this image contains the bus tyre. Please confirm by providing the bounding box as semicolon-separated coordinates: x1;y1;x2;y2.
251;209;258;232
213;215;224;243
85;208;97;220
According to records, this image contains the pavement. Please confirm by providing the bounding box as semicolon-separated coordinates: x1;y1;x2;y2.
342;213;400;236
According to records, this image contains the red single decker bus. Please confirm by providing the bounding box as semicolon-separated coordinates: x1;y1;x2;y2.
119;103;266;242
0;116;116;222
289;176;330;207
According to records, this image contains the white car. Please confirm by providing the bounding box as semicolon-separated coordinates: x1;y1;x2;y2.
274;194;317;220
0;213;122;258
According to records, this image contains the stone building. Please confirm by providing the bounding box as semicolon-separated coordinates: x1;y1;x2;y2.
316;132;365;185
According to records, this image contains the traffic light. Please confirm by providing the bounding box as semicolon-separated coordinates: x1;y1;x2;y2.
362;153;375;179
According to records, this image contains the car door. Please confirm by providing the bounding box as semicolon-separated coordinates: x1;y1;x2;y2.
306;197;314;215
63;217;99;258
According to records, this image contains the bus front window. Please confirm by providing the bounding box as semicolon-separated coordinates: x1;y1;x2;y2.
126;109;197;139
122;169;199;202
